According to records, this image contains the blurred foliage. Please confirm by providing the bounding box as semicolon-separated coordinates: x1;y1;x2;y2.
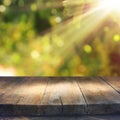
0;0;120;76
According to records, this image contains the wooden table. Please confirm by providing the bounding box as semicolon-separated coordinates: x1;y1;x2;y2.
0;77;120;116
1;114;120;120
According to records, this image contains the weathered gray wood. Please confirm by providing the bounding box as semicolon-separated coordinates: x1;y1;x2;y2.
0;77;120;116
1;115;120;120
41;77;86;115
77;77;120;114
0;78;25;104
0;77;48;116
40;77;62;115
14;77;48;116
101;77;120;94
0;77;27;115
16;77;48;104
59;78;86;115
0;77;20;95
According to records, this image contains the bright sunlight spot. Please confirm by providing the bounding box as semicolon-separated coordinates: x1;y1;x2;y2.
0;66;16;76
0;5;6;12
99;0;120;12
84;45;92;53
113;34;120;42
31;50;40;59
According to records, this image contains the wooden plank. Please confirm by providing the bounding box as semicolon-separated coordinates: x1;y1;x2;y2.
41;77;86;115
101;77;120;94
0;79;10;95
0;77;27;116
14;77;48;116
0;77;48;116
16;77;47;104
40;77;62;115
0;77;120;116
77;77;120;115
0;77;20;95
60;77;86;115
0;78;10;88
0;77;25;104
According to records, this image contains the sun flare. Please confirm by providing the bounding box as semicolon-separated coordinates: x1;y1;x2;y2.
99;0;120;12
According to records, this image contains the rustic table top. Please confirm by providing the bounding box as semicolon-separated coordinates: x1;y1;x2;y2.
0;77;120;116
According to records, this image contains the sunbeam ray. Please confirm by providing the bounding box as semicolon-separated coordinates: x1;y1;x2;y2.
42;2;110;58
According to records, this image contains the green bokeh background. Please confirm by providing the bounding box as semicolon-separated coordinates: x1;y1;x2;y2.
0;0;120;76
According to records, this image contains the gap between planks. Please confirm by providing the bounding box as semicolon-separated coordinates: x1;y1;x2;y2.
100;77;120;95
76;77;120;115
0;77;120;116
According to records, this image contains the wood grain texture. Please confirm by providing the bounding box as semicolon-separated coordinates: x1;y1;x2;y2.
14;77;48;116
16;77;48;105
0;77;21;95
40;77;86;115
0;77;48;116
0;77;26;115
40;77;62;115
59;78;86;115
101;77;120;94
0;77;120;116
0;77;25;104
77;77;120;114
